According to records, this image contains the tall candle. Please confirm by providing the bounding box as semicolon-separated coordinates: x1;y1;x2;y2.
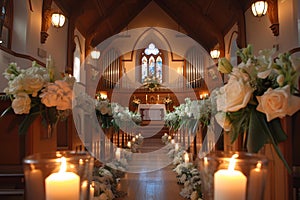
89;184;94;200
157;95;159;101
45;157;80;200
248;162;265;199
115;148;121;160
175;143;179;152
214;154;247;200
146;95;148;101
26;165;44;200
184;153;189;163
127;141;131;148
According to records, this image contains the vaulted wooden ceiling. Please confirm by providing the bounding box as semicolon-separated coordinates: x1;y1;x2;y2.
54;0;255;54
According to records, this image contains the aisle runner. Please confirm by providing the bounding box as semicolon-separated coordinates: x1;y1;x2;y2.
126;138;172;173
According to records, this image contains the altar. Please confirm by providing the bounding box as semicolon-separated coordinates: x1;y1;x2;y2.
138;104;166;121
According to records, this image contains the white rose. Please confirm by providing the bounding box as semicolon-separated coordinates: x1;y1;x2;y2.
256;85;300;121
40;80;72;110
55;81;72;110
217;69;253;112
22;73;45;97
12;92;31;114
40;83;59;107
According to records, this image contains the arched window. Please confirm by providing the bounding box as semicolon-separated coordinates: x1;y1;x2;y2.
141;43;163;83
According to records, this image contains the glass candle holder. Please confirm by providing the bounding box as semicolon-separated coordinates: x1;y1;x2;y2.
198;151;268;200
23;151;94;200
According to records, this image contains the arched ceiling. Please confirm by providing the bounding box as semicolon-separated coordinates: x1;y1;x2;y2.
53;0;255;53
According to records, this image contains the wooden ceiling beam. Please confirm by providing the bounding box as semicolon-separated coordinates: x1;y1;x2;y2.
86;0;124;36
87;0;151;48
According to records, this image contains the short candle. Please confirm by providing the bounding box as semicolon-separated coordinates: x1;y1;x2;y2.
45;157;80;200
214;154;247;200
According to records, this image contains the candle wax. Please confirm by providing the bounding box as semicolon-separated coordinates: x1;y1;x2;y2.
214;169;246;200
45;171;80;200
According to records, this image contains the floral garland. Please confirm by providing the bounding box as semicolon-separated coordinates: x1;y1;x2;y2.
163;140;203;200
92;157;130;200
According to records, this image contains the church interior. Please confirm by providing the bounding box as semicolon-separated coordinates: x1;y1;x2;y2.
0;0;300;199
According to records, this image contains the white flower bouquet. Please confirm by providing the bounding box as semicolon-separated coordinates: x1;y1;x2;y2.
216;44;300;173
1;60;75;135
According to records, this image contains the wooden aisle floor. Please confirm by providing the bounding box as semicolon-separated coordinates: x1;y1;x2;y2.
115;137;185;200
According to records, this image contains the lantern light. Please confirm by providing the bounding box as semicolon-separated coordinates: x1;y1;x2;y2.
210;49;220;59
51;13;65;28
251;1;268;17
91;49;101;59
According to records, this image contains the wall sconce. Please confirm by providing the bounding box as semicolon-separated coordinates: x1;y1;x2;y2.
51;12;65;28
251;1;268;17
251;0;279;36
91;49;101;59
210;49;220;59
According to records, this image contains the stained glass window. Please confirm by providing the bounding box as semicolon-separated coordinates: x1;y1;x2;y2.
141;43;163;83
141;56;148;82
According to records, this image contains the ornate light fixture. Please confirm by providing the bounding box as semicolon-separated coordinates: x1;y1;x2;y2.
91;48;101;59
251;1;268;17
210;49;220;59
51;13;65;28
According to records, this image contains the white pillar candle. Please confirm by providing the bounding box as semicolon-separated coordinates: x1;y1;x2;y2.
248;162;265;200
127;141;131;148
175;143;179;152
115;148;121;160
89;184;94;200
214;154;247;200
26;166;44;200
184;153;189;163
45;157;80;200
171;139;175;144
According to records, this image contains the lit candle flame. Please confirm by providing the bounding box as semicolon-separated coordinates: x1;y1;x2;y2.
228;154;238;171
59;157;67;173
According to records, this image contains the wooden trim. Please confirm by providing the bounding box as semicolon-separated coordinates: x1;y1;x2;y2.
0;46;45;67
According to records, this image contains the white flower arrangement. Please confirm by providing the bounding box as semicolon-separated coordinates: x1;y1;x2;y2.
216;44;300;173
1;60;75;135
164;97;214;132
